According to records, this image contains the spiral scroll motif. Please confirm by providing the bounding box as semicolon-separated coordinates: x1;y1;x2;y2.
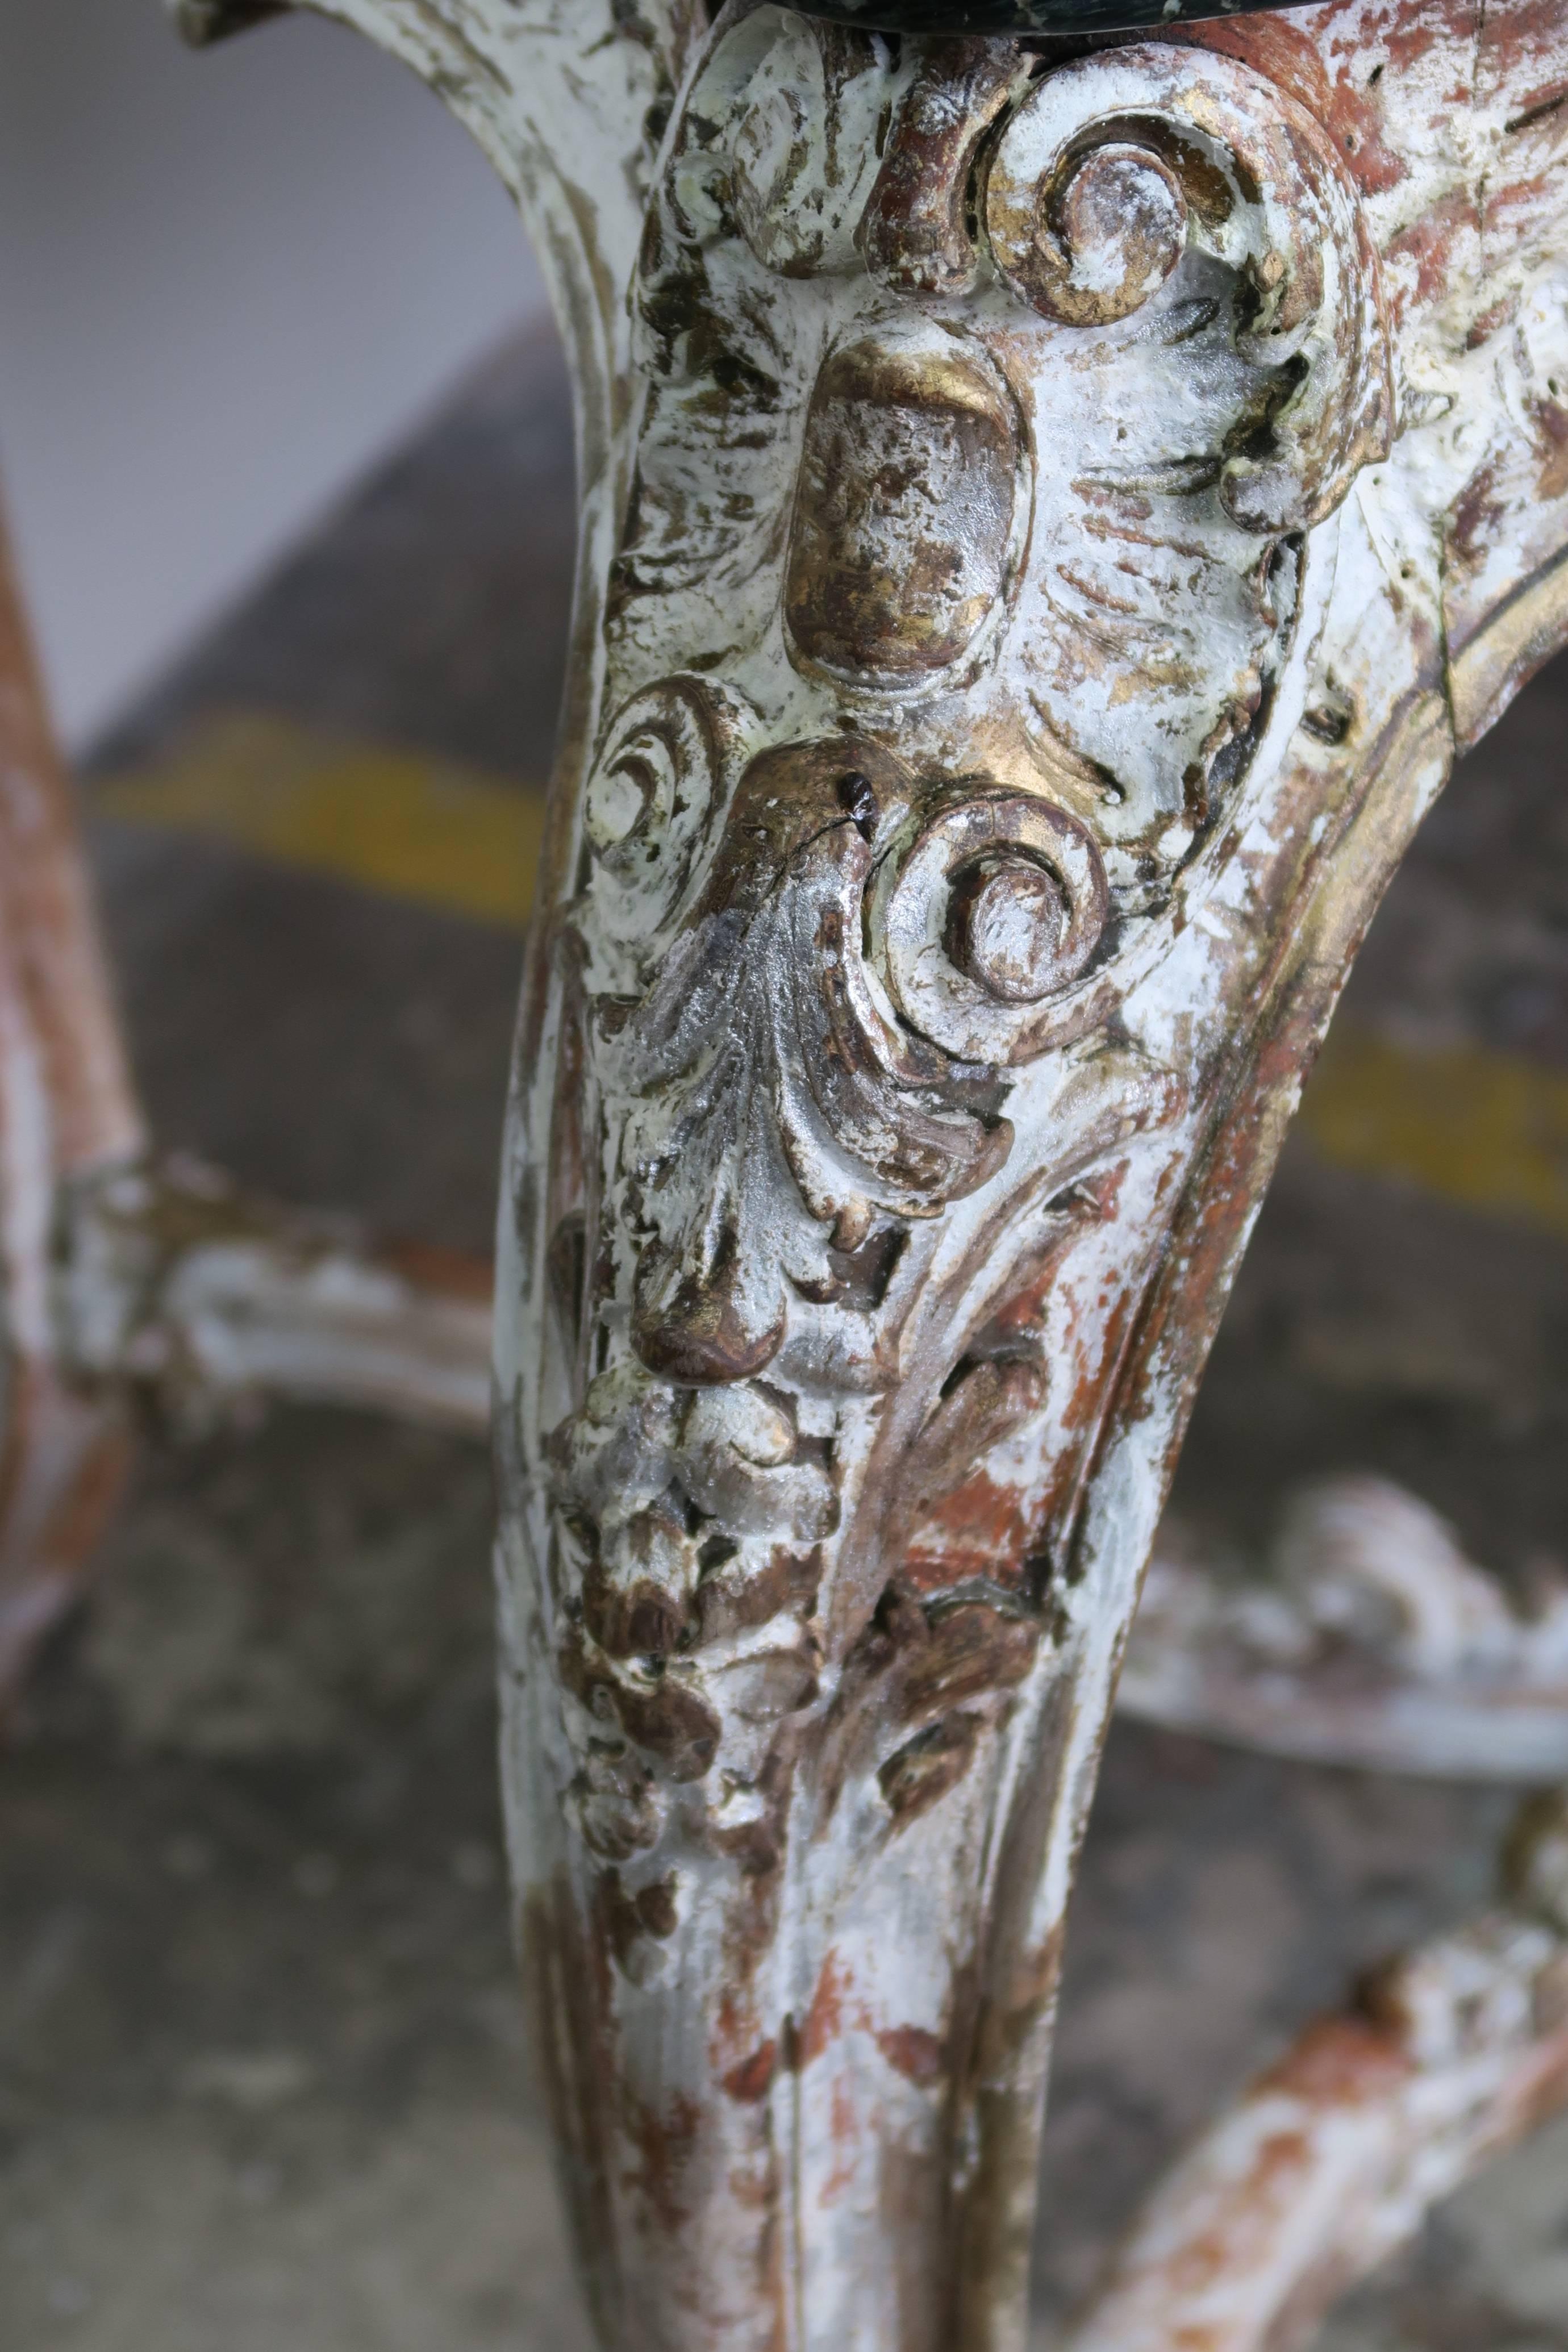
983;45;1392;531
877;795;1112;1065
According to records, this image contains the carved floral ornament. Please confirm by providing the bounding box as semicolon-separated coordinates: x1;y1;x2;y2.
548;3;1391;1854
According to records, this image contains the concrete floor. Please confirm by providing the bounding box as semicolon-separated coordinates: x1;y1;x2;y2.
2;323;1567;2350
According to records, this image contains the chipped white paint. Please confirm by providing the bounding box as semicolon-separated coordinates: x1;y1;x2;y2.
160;4;1568;2347
1062;1807;1568;2352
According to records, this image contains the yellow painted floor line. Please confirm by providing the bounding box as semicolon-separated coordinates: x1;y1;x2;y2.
92;710;1568;1243
93;710;545;929
1300;1020;1568;1241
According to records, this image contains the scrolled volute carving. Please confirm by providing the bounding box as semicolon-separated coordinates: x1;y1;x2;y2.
585;674;752;952
874;791;1111;1064
984;44;1393;529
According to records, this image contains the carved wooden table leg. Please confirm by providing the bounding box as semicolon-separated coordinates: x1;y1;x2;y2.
0;494;495;1704
172;2;1568;2343
0;498;144;1690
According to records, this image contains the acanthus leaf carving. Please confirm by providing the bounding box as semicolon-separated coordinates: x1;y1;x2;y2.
606;733;1016;1386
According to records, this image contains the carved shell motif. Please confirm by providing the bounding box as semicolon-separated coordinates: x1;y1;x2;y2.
543;12;1389;1858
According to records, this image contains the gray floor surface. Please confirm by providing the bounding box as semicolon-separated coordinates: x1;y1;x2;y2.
2;322;1567;2350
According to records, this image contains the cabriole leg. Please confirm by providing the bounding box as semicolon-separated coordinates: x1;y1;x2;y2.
0;498;143;1693
0;492;498;1706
